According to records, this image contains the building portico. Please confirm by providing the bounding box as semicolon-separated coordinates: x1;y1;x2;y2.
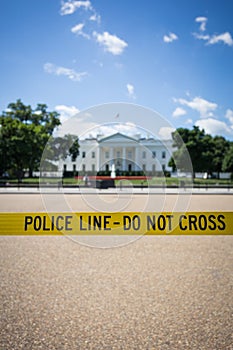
98;133;142;172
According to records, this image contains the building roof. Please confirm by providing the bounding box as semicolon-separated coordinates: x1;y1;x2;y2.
98;132;138;143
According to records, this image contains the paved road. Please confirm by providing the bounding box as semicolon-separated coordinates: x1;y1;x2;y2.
0;186;233;194
1;194;233;349
0;193;233;212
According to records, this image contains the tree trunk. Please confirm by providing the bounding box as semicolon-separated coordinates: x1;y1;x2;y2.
29;167;33;178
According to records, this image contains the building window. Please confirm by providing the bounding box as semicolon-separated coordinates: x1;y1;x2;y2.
116;151;121;158
142;164;146;172
92;164;95;172
152;164;156;173
92;152;95;158
142;151;146;159
106;164;109;171
73;164;76;172
63;164;67;171
128;164;132;172
128;151;132;159
152;151;156;158
162;151;166;159
82;164;86;172
105;151;109;159
162;164;166;171
82;151;86;158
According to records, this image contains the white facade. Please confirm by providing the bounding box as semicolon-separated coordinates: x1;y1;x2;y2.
60;132;174;175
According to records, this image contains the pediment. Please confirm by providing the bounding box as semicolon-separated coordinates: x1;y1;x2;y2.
99;132;137;144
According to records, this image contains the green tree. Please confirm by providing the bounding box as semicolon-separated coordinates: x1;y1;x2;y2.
42;134;80;165
212;136;230;177
222;142;233;172
169;126;232;179
169;126;217;179
0;99;79;179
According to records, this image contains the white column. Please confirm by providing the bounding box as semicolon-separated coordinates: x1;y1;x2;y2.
98;146;102;171
135;146;139;171
97;146;100;172
109;147;114;165
122;147;126;170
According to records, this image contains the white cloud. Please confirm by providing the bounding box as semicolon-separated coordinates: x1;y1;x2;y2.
96;122;139;138
73;121;145;140
172;107;187;118
71;23;84;33
60;0;92;15
93;31;128;55
193;33;210;41
71;23;90;39
34;110;42;115
163;32;178;43
185;118;193;125
158;127;175;139
193;31;233;47
174;96;218;118
208;32;233;46
44;63;87;82
126;84;136;99
195;16;208;31
225;109;233;124
89;12;101;23
195;118;232;136
54;112;96;137
55;105;79;123
193;15;233;47
4;108;12;113
115;122;137;134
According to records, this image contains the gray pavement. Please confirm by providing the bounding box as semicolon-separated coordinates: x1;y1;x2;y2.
1;236;233;350
1;193;233;349
0;186;233;195
0;193;233;212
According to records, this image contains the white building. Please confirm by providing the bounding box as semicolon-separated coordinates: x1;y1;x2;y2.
60;132;174;175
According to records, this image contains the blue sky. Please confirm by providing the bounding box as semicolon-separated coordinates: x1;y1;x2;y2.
1;0;233;139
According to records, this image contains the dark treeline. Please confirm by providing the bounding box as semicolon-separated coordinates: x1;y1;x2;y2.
169;126;233;178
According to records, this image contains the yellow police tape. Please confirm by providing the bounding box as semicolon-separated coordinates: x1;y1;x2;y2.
0;212;232;235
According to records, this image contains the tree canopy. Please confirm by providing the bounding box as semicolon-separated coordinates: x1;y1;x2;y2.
222;143;233;172
169;126;232;177
0;99;79;179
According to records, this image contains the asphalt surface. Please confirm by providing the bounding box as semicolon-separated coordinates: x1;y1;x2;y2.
1;194;233;349
0;193;233;212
